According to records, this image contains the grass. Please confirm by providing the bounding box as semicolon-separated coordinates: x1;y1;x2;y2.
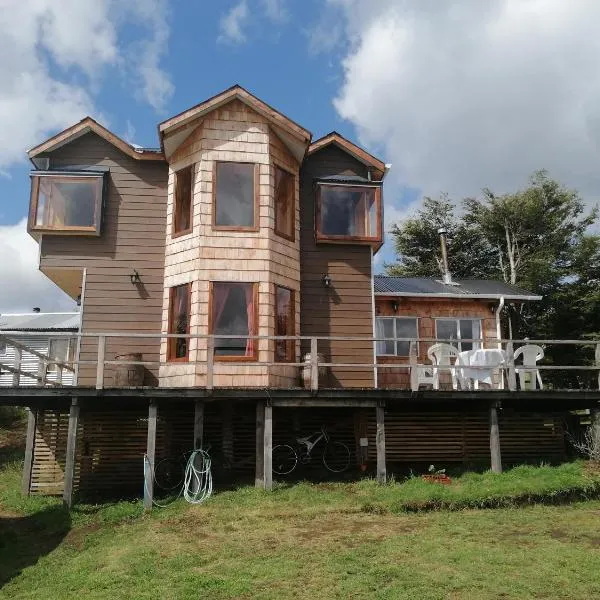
2;422;600;599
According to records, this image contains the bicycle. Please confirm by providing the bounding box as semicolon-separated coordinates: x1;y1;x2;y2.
272;426;351;475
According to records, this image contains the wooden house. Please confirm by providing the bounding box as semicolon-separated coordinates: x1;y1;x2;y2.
2;85;596;504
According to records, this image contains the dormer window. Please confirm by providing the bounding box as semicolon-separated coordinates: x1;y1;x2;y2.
315;183;382;244
28;172;104;236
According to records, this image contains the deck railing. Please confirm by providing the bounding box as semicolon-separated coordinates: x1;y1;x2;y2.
1;331;600;392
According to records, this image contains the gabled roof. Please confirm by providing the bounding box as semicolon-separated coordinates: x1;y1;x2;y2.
0;312;81;332
158;84;312;162
27;117;164;163
308;132;388;180
374;276;542;301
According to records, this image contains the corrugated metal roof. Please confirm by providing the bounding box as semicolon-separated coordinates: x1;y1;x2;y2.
374;277;542;300
0;312;81;331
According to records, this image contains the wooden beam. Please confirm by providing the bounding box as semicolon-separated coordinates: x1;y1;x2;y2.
63;399;80;508
12;346;22;387
375;403;386;484
96;335;106;390
310;337;319;391
489;401;503;473
255;401;265;488
270;399;377;408
144;401;157;510
263;404;273;491
193;400;204;450
21;408;36;496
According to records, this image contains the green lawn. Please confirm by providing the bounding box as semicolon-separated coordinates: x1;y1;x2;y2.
2;422;600;599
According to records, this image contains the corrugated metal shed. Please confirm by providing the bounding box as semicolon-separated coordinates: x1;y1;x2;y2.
374;276;541;300
0;312;80;331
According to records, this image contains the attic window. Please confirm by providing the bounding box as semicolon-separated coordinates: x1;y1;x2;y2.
316;184;381;244
28;173;104;236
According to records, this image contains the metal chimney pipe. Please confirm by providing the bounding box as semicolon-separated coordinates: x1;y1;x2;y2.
437;227;452;285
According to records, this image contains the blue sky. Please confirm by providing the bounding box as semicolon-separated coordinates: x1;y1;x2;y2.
2;0;600;312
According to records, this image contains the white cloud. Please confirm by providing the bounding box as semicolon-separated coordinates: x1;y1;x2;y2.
218;1;250;44
262;0;288;23
0;0;173;169
328;0;600;205
0;220;75;313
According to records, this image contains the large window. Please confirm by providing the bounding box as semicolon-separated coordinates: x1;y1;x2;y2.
274;165;294;240
275;285;294;362
168;284;191;361
210;282;258;359
29;173;104;235
375;317;418;356
316;184;381;243
173;165;193;236
213;162;257;229
435;319;482;351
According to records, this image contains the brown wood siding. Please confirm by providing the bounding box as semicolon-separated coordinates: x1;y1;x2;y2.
38;133;168;385
300;145;374;387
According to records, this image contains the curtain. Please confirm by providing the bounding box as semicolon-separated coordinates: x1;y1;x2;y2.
244;285;256;356
212;284;231;331
375;318;387;355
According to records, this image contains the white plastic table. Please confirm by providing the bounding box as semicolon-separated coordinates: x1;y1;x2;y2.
455;348;506;390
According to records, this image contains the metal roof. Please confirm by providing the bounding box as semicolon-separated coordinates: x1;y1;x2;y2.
0;312;81;331
373;277;542;300
316;175;378;185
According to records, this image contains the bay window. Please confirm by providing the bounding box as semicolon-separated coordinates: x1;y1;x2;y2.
210;282;258;360
213;162;257;229
316;184;381;243
375;317;418;356
29;172;104;235
168;284;191;361
275;285;294;362
435;319;482;351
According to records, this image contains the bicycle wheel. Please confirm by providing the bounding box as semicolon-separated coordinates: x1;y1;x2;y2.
272;444;298;475
322;441;351;473
154;457;184;491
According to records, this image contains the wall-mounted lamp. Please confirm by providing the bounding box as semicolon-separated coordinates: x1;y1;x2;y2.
391;300;399;313
322;274;332;288
130;269;141;285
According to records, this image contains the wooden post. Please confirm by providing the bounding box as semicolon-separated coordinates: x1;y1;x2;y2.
12;346;22;387
310;337;319;391
206;337;214;391
255;401;265;488
376;403;386;484
409;341;418;391
63;399;80;508
21;408;36;496
96;335;106;390
506;341;517;392
37;354;46;387
595;343;600;391
193;400;204;450
263;403;273;491
144;401;157;510
489;401;502;473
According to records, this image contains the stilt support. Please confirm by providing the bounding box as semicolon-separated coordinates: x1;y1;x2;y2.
144;401;157;510
21;408;36;496
490;401;503;473
264;403;273;491
63;399;80;508
255;401;265;488
194;400;204;450
376;402;386;484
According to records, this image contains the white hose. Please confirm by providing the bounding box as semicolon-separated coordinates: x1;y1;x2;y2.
183;449;213;504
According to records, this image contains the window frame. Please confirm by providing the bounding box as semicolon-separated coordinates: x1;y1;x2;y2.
434;318;483;352
375;316;419;357
28;172;105;236
172;165;194;238
167;283;192;363
274;284;295;363
208;281;259;362
273;162;295;242
315;183;382;244
212;161;260;232
46;337;75;374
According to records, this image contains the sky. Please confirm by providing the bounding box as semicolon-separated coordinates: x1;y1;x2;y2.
1;0;600;313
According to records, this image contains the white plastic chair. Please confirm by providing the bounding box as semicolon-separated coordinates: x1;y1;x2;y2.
513;344;544;390
427;343;460;390
410;361;436;391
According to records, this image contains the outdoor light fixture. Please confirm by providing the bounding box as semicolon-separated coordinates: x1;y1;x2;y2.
392;300;399;313
322;274;332;288
130;269;141;285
